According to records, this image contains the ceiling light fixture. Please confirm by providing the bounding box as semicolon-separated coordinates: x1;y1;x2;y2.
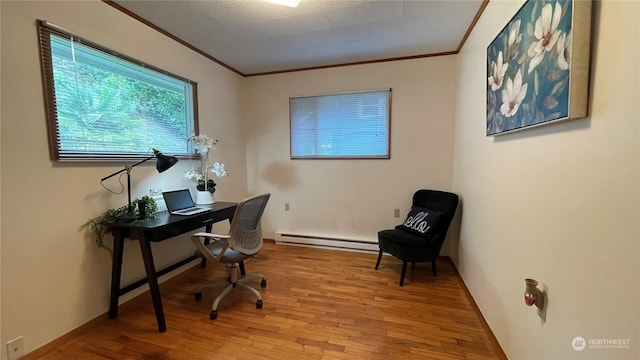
264;0;301;8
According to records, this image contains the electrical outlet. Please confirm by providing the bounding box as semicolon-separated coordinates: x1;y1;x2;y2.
149;188;162;197
153;195;167;212
393;208;400;218
6;336;24;360
284;203;290;211
150;189;167;212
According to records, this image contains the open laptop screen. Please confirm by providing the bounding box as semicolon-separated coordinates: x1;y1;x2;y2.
162;189;196;212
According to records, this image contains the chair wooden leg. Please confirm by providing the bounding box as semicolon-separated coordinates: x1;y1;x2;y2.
432;260;437;276
400;260;407;286
375;249;383;270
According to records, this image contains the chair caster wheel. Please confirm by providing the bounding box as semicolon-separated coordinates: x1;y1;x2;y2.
195;292;202;300
261;279;267;288
210;310;218;320
256;300;263;309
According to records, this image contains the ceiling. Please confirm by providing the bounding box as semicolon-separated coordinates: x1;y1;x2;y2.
110;0;487;76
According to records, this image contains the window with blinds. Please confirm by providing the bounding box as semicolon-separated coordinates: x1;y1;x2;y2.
289;89;391;159
37;20;198;161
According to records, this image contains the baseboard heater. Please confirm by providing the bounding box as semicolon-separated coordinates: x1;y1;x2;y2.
275;231;379;253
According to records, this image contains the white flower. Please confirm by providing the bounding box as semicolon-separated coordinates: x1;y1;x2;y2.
527;1;563;74
505;19;523;62
186;134;227;191
184;168;203;181
210;162;228;178
500;69;528;117
488;51;508;91
188;133;218;154
508;19;522;50
556;31;571;70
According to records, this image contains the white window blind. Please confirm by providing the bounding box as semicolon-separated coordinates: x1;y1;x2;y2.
290;89;391;159
38;20;197;161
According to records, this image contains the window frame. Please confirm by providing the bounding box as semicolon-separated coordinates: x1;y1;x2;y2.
37;20;199;161
289;89;392;160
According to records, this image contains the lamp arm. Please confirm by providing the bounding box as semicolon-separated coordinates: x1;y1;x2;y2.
129;153;158;169
99;152;157;211
99;149;175;213
99;153;157;182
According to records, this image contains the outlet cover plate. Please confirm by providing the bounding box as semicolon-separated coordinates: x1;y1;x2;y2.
6;336;24;360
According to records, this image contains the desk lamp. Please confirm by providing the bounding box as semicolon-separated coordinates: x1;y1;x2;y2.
101;149;178;212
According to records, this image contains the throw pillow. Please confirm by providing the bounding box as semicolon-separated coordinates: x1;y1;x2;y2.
399;207;444;235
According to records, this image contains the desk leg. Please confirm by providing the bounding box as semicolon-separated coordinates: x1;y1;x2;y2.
109;230;125;319
138;235;167;332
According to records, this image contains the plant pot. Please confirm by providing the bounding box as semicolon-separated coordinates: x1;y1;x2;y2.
195;191;215;205
138;201;147;219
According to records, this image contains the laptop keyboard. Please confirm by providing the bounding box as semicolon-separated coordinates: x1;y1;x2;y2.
173;207;208;215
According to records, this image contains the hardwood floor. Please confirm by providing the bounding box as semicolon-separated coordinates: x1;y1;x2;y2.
29;243;505;360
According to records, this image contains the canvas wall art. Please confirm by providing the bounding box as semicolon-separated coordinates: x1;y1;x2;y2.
486;0;592;136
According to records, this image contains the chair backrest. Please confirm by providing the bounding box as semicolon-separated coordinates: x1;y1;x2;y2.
228;193;271;255
412;189;459;237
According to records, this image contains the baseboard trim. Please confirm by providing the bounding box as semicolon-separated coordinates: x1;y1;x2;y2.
444;257;509;360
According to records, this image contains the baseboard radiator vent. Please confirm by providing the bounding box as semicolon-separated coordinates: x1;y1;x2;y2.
275;232;379;254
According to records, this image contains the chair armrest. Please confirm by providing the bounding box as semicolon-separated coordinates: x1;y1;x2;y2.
191;232;231;263
192;231;231;241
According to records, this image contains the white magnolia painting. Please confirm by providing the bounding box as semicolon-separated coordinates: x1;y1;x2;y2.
486;0;591;136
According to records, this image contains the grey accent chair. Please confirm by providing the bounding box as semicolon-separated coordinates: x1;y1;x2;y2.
191;193;271;319
376;189;458;286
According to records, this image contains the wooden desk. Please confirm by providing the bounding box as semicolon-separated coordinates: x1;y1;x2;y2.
108;202;237;332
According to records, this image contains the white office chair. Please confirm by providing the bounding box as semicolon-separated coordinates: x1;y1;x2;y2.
190;193;270;319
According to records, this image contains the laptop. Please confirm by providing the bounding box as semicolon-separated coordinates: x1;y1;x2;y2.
162;189;210;216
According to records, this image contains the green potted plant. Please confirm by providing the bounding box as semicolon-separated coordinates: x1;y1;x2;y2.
82;196;157;254
135;195;158;219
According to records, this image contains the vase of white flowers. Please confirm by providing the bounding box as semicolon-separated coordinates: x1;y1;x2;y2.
185;134;228;204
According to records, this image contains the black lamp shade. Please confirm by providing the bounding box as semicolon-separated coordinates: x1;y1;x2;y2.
155;151;179;173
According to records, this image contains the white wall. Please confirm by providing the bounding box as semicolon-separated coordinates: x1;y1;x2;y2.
452;1;639;359
0;1;246;356
243;57;457;246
